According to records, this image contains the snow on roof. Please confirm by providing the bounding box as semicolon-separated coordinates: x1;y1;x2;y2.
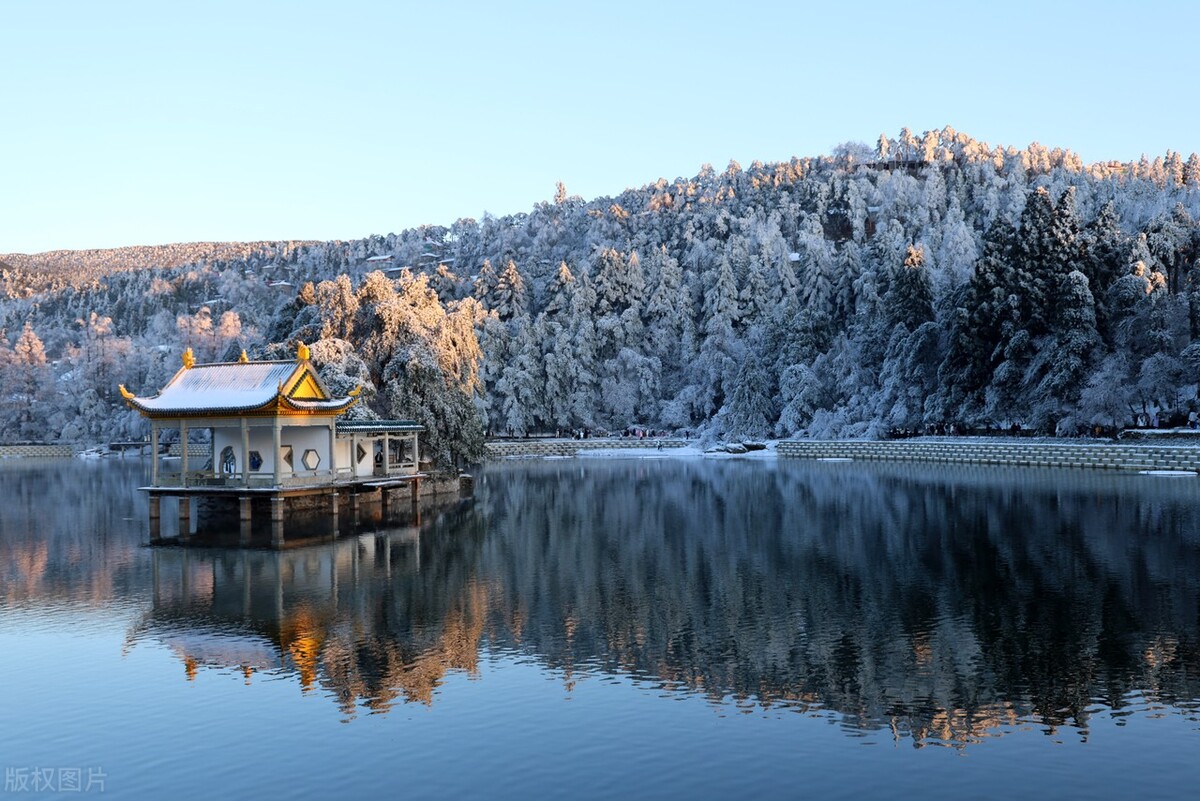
163;629;280;670
788;252;801;262
336;419;424;434
130;361;299;414
365;255;393;262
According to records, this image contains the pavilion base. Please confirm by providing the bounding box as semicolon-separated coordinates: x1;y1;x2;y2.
142;473;470;549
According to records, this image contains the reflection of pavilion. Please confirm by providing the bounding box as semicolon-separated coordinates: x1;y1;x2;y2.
129;509;488;715
136;530;420;691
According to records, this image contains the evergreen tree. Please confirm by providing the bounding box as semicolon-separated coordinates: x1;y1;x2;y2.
1082;201;1125;339
1025;271;1100;430
1013;186;1056;333
492;258;529;320
3;322;51;440
885;245;934;332
718;352;775;439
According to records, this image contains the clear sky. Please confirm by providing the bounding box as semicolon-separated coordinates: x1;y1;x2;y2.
2;0;1198;254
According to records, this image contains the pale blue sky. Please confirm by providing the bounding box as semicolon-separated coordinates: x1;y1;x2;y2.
2;0;1197;254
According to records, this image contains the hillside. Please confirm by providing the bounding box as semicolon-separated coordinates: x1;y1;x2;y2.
0;240;321;296
1;126;1199;452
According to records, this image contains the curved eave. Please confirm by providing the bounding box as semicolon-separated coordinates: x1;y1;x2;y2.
125;393;356;419
278;395;358;414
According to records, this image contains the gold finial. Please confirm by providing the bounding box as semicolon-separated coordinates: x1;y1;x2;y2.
297;341;311;361
182;347;195;369
238;349;249;363
119;384;134;401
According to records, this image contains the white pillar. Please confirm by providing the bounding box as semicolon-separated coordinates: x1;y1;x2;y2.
180;420;189;487
272;419;282;486
150;424;160;486
328;420;337;479
241;417;251;488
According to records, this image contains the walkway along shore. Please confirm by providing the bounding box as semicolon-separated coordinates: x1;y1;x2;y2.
484;436;1200;473
777;439;1200;472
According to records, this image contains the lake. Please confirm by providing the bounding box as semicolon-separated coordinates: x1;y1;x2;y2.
1;455;1199;799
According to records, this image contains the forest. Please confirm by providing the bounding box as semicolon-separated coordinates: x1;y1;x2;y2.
2;126;1199;461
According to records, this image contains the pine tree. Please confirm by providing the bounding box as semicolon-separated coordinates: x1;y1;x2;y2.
1025;270;1100;430
543;261;575;319
1083;201;1125;340
6;322;51;440
473;258;499;305
885;245;934;332
492;258;529;321
1013;186;1056;334
718;352;775;439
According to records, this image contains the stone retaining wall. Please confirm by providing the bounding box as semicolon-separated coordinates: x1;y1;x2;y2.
0;444;75;458
777;439;1200;472
485;439;687;459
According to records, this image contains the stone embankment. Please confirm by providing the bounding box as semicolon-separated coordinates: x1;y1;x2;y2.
485;439;687;459
0;444;74;458
776;439;1200;472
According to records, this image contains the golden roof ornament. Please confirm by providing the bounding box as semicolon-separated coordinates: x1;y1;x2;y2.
297;341;311;361
181;347;195;369
238;349;249;363
118;384;134;401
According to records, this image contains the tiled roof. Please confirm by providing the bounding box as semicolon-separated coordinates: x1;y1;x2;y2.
124;359;354;416
336;419;425;433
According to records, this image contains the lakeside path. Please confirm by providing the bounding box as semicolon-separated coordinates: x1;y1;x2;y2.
485;435;1200;474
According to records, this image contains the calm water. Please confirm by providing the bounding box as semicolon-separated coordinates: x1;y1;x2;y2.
2;456;1200;799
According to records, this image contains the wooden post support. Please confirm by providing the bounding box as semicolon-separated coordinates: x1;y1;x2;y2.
350;492;360;526
379;486;389;518
270;497;285;548
178;497;191;542
329;491;339;535
148;495;161;543
410;476;420;505
239;496;253;545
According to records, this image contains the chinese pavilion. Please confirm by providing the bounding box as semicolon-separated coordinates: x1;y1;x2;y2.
120;343;426;546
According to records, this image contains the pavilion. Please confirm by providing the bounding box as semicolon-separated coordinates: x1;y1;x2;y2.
120;343;426;545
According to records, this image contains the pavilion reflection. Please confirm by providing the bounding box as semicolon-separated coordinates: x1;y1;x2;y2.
129;502;489;717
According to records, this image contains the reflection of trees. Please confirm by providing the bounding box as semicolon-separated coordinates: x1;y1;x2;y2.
474;461;1200;745
0;460;151;607
7;459;1200;744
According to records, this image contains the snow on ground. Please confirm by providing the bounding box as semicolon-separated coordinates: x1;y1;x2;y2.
573;441;781;460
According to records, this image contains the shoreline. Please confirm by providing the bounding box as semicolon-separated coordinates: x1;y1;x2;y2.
483;435;1200;474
